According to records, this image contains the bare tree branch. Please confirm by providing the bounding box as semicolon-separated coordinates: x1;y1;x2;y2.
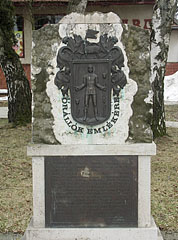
67;0;88;14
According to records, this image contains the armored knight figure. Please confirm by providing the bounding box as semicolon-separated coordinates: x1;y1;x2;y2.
76;65;106;121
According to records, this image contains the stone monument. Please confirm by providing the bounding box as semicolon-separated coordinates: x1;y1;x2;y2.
24;12;163;240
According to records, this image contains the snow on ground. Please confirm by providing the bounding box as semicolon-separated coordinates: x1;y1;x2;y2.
164;71;178;102
0;96;8;101
0;89;8;101
0;89;7;94
0;107;8;118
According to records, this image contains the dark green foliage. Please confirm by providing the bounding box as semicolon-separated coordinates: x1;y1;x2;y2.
0;0;17;57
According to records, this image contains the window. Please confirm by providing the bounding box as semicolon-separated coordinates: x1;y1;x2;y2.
13;15;24;58
34;15;64;30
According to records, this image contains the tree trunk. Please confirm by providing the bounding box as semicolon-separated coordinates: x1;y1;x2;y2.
67;0;88;14
0;34;32;125
0;0;32;126
0;55;32;125
151;0;177;138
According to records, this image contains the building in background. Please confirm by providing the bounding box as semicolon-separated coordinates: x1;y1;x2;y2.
0;0;177;89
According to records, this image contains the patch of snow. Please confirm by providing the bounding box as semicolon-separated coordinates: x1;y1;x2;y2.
166;121;178;128
164;71;178;101
32;41;35;49
0;107;8;118
0;89;7;94
144;90;153;104
0;96;8;101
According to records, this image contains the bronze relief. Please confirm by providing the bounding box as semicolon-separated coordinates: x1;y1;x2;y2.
55;32;127;126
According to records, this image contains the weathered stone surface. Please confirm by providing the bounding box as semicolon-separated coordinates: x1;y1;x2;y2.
31;12;152;144
32;24;61;144
122;25;152;142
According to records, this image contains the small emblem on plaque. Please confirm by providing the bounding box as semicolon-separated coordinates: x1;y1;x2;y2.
55;33;127;126
81;166;90;178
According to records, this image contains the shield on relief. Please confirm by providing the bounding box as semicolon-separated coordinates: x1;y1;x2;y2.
54;33;127;127
71;59;111;126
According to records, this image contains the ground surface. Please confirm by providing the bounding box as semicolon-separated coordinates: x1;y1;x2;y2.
0;102;8;107
0;120;32;233
165;105;178;122
151;127;178;232
0;105;177;233
151;104;178;232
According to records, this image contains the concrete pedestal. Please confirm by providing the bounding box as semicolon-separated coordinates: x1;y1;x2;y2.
24;217;163;240
23;143;163;240
27;11;163;240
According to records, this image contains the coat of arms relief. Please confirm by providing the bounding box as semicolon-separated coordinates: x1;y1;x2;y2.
55;30;127;126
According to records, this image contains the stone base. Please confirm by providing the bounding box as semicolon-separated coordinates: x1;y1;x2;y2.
23;217;163;240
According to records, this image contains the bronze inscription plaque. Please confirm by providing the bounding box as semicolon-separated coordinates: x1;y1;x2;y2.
45;156;138;228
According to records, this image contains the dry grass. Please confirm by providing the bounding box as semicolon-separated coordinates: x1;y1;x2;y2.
0;105;177;233
0;119;32;233
151;127;178;232
165;105;178;122
151;104;178;232
0;101;8;107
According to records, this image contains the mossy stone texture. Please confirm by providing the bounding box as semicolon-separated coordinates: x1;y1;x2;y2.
32;12;152;144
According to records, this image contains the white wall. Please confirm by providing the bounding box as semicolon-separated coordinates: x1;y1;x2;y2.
168;30;178;62
88;5;153;28
15;4;178;64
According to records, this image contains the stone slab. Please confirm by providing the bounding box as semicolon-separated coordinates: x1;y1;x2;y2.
138;156;150;227
166;121;178;128
0;107;8;118
32;12;152;144
23;217;163;240
31;154;152;228
32;157;45;228
46;13;137;145
45;155;138;228
27;143;156;156
164;101;178;105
